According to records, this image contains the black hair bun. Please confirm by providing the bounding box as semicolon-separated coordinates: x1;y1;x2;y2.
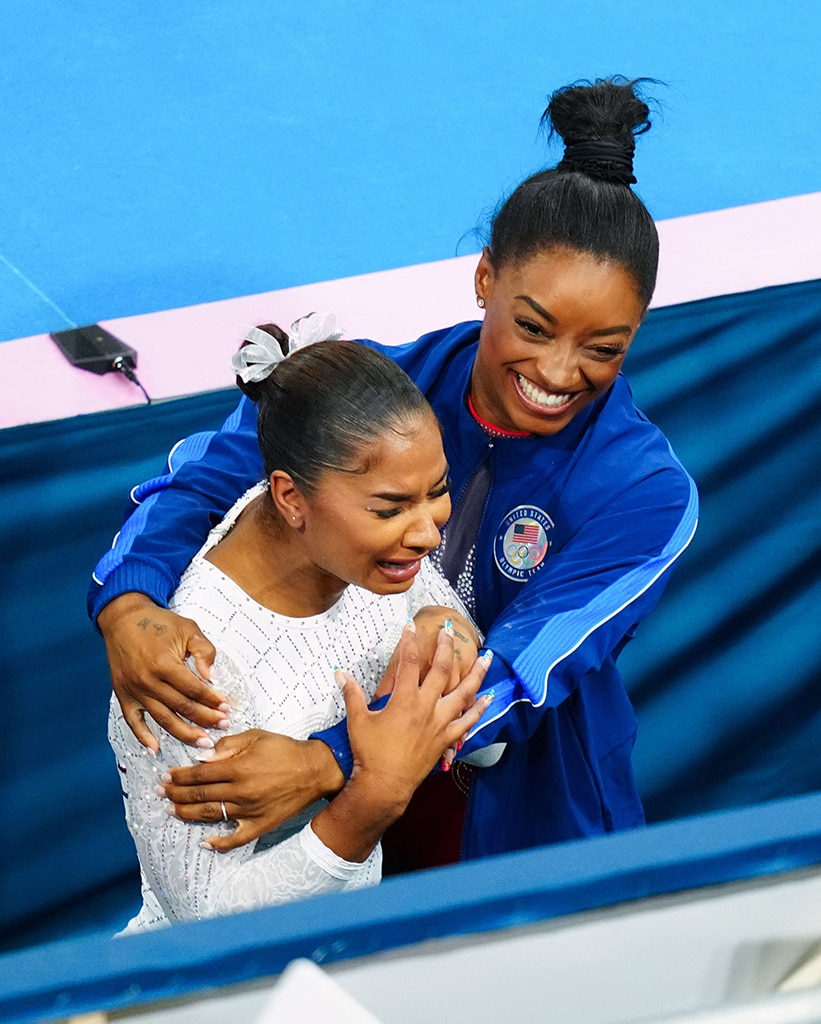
545;77;653;187
235;323;290;401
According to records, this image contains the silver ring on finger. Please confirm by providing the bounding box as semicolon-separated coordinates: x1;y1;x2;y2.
220;800;228;823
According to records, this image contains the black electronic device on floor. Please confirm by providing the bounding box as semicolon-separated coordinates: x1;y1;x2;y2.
50;324;138;375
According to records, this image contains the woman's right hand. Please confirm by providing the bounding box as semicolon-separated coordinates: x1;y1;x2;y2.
311;626;493;863
98;592;225;751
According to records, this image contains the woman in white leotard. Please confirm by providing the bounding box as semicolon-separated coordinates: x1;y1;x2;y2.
108;322;491;932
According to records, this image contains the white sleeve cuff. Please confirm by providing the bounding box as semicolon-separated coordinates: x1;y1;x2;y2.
300;822;380;881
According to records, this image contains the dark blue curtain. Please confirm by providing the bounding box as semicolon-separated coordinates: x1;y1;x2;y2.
623;278;821;822
2;279;820;952
0;390;241;951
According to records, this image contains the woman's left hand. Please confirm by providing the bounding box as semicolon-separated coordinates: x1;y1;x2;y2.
161;730;345;852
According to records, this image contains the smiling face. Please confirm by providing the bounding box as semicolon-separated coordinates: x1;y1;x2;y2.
471;246;646;435
297;410;451;596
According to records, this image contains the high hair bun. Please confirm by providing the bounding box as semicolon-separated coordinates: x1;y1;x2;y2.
545;77;653;187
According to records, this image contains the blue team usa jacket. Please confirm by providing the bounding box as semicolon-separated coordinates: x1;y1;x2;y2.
91;321;698;860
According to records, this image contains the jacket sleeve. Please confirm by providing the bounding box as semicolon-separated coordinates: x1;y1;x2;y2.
460;464;699;754
88;395;263;622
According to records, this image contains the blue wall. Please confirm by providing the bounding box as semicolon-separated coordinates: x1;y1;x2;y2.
2;1;820;339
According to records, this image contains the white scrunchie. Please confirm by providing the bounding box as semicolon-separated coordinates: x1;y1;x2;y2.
231;312;344;384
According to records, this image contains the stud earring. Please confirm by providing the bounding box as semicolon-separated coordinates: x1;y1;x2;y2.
476;297;485;308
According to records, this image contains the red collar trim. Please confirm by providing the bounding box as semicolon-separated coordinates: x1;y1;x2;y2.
467;394;532;438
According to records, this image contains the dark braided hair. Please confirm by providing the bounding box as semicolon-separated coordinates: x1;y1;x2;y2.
487;77;659;307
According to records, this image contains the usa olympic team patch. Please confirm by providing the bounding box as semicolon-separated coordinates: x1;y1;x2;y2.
493;505;554;582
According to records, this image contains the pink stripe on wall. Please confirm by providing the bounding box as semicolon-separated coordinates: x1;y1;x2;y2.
0;258;478;430
3;192;820;429
652;192;821;307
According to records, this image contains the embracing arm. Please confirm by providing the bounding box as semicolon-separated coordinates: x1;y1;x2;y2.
113;631;490;922
163;599;481;850
316;459;698;770
92;395;262;745
110;702;379;923
89;394;262;619
461;465;699;753
160;475;695;844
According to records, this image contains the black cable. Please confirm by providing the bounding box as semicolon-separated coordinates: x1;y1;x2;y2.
112;355;152;404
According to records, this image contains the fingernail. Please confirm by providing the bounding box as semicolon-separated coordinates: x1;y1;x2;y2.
481;650;494;664
334;668;347;690
218;703;230;713
161;772;172;784
195;748;215;761
195;736;214;749
456;740;463;752
483;692;495;705
164;804;178;818
443;619;453;637
154;785;166;798
200;841;214;851
406;616;417;633
216;718;231;730
440;756;451;772
146;747;157;758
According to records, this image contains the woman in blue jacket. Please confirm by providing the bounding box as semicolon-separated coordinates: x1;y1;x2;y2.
91;77;698;862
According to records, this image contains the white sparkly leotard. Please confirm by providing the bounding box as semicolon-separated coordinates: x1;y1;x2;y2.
108;484;470;932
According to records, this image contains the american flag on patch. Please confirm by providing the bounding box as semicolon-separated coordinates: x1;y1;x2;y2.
513;522;540;544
